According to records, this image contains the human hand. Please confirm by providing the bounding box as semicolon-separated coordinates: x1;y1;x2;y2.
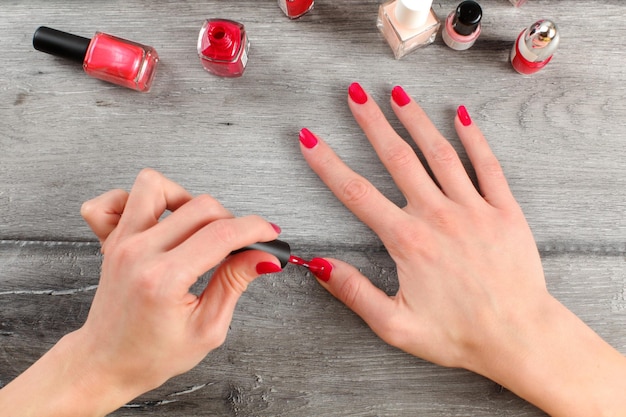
298;84;626;417
299;83;548;370
0;169;284;416
79;168;283;391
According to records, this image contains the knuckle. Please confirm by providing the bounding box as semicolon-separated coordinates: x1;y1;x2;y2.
480;159;505;179
222;267;251;295
384;143;415;169
208;219;239;247
80;199;97;219
136;167;160;181
340;177;371;205
429;142;458;167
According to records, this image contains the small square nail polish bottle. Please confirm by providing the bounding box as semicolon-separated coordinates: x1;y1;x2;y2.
197;19;249;78
377;0;441;59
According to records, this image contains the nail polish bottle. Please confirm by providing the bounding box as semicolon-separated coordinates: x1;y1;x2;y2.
442;1;482;51
377;0;441;59
509;0;528;6
197;19;250;78
32;26;159;92
510;20;559;75
278;0;315;19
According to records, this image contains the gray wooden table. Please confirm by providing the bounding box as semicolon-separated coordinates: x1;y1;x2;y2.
1;1;625;415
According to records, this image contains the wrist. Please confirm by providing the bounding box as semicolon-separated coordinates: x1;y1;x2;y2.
469;294;626;416
0;330;139;417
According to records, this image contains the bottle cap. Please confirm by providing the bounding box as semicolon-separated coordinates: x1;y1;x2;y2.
522;20;559;62
395;0;434;29
452;1;482;36
33;26;90;64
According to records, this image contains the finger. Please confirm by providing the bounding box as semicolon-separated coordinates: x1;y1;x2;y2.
164;215;280;291
193;250;282;344
455;106;515;208
390;86;480;205
314;258;397;340
114;169;194;238
347;82;443;207
298;127;409;243
80;189;129;245
141;193;233;252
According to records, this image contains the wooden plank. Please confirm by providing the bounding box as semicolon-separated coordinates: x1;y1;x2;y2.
0;1;624;248
1;242;624;415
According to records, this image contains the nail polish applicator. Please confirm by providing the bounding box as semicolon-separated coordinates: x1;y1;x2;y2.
231;239;328;275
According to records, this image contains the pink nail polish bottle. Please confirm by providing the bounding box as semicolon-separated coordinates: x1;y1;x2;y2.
509;0;528;7
377;0;441;59
510;20;559;75
197;19;250;78
442;1;482;51
33;26;159;92
278;0;315;19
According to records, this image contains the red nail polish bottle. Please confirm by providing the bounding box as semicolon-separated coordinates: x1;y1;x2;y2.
511;20;559;75
278;0;315;19
33;26;159;92
197;19;250;78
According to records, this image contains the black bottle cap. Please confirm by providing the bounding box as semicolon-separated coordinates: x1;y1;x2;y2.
230;239;292;268
33;26;91;64
453;1;483;36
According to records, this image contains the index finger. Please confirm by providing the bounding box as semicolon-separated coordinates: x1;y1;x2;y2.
298;127;409;242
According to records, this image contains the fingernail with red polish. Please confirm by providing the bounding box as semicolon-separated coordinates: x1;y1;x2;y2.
309;258;333;282
348;82;368;105
256;262;283;275
270;223;282;234
299;128;318;149
457;105;472;127
391;85;411;107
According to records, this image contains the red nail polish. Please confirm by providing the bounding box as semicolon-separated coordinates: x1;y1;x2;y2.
391;85;411;107
457;105;472;126
348;82;368;105
309;258;332;282
270;223;282;234
278;0;315;19
299;128;318;149
33;26;159;92
198;19;250;78
256;262;283;275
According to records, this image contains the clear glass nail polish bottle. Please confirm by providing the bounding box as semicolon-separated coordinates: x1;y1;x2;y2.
197;19;250;78
278;0;315;19
509;0;528;7
33;26;159;92
377;0;441;59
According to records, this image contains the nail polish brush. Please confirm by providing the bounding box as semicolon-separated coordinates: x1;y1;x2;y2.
230;239;330;278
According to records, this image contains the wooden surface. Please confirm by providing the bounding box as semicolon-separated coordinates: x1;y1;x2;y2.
1;0;625;415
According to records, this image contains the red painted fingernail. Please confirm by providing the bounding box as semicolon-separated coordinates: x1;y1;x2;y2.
457;105;472;127
299;128;318;149
348;82;368;105
256;262;283;275
391;85;411;107
309;257;333;282
270;223;282;234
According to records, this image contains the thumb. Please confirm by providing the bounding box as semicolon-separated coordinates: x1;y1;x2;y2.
194;251;282;343
313;258;395;337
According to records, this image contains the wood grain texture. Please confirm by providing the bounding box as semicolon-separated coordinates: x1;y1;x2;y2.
2;242;625;416
1;0;625;415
